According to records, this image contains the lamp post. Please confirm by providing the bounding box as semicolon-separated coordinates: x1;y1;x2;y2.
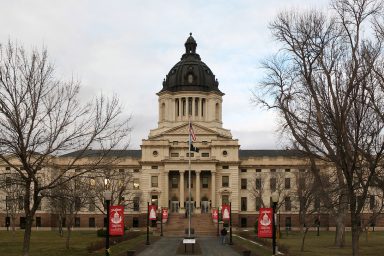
103;190;112;256
271;192;279;256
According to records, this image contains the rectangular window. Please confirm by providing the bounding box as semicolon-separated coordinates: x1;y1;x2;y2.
256;178;262;189
241;169;247;173
151;166;158;169
201;153;209;157
370;195;375;210
314;197;320;210
151;176;158;187
202;176;209;188
241;197;247;211
256;197;262;211
222;176;229;187
285;217;292;230
18;196;24;210
285;168;290;172
285;197;291;211
222;166;229;169
36;217;41;227
241;179;247;189
75;217;81;227
89;198;95;212
202;141;208;145
222;195;229;205
171;177;178;188
186;153;194;157
133;197;140;211
285;178;291;189
270;169;276;172
171;153;179;157
133;178;140;189
256;169;261;172
270;178;276;191
186;178;193;188
5;177;11;187
75;197;81;211
89;217;95;227
118;169;125;173
173;141;178;145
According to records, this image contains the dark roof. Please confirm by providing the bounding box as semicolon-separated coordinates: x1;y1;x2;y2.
60;149;141;158
160;33;223;95
239;149;305;158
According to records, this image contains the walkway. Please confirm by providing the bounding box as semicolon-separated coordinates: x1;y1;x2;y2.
137;237;241;256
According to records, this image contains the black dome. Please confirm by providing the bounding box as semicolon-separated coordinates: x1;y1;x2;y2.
160;33;223;95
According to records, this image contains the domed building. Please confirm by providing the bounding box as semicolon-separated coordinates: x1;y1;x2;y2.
0;34;336;233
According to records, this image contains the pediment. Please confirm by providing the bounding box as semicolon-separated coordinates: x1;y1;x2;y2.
149;123;231;139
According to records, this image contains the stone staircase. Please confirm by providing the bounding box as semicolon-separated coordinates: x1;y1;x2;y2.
163;213;217;237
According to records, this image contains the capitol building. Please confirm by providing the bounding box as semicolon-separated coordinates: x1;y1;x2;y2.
1;34;344;232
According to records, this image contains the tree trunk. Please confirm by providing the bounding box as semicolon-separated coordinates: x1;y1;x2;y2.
66;225;72;249
334;213;346;247
22;215;33;256
351;213;361;256
300;226;309;252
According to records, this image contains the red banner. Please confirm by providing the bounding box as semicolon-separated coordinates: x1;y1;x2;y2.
221;204;230;220
162;208;168;220
212;209;218;221
258;208;273;238
148;205;158;220
109;205;124;236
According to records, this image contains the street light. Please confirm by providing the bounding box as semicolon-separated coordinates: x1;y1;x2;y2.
271;192;279;256
104;190;112;256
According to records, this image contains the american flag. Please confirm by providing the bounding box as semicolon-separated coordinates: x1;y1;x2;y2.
189;122;196;141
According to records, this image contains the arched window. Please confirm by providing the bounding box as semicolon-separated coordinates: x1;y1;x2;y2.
215;103;219;120
195;98;199;116
182;98;186;116
175;99;179;117
161;103;165;121
201;98;206;117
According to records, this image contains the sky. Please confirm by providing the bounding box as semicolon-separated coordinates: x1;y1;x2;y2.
0;0;330;150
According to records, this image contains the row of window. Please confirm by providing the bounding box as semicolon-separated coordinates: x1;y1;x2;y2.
240;177;292;190
240;195;378;212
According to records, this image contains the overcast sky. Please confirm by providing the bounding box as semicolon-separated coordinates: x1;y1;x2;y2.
0;0;330;150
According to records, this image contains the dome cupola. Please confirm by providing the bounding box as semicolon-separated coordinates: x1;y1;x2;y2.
160;33;223;95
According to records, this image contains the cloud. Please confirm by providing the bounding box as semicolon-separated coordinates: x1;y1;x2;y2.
0;0;330;149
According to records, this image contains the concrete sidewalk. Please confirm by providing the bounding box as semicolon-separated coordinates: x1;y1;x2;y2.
137;237;241;256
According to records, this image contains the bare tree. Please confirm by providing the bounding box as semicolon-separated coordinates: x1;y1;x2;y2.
0;41;131;256
254;0;384;255
91;168;142;214
48;176;91;249
0;173;24;232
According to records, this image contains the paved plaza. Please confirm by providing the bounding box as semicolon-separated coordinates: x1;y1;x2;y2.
137;237;241;256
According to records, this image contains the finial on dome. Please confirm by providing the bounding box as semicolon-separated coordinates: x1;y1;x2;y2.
185;33;197;54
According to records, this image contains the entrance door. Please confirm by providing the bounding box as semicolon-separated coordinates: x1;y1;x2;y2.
186;201;194;214
201;201;209;213
171;201;179;213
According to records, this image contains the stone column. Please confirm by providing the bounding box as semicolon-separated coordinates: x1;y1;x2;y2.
211;171;216;208
179;170;185;213
164;171;169;208
195;171;201;213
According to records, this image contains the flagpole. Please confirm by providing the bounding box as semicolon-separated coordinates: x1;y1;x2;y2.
188;118;192;238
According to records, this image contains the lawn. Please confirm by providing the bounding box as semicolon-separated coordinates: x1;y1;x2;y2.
235;230;384;256
0;230;154;256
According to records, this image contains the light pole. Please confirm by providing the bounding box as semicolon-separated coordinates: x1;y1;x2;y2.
271;192;279;256
103;190;112;256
